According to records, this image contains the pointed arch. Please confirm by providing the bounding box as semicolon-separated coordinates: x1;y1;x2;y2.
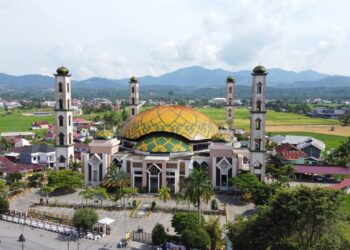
256;100;262;111
58;82;63;93
69;132;72;144
58;115;64;127
59;99;63;109
59;133;64;145
257;82;262;94
67;82;70;93
68;115;71;126
67;99;70;109
228;109;232;117
59;155;66;163
255;118;261;130
228;86;232;94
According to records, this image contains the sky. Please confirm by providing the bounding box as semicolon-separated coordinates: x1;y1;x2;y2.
0;0;349;79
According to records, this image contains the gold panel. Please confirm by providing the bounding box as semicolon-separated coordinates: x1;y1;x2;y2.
121;105;218;141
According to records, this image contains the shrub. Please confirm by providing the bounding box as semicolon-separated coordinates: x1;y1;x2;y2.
72;208;98;232
152;223;167;246
211;199;218;210
151;201;156;211
132;199;137;208
0;197;9;214
181;226;211;250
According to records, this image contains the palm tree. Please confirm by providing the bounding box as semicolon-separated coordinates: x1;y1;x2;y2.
158;187;170;207
184;168;213;224
69;160;82;172
103;163;129;190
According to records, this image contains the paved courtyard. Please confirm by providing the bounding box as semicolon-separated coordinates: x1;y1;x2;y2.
5;188;256;249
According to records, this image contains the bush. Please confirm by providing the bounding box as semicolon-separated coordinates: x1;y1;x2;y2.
181;226;211;250
211;199;218;210
152;223;167;246
171;212;202;234
151;201;156;211
72;208;98;232
0;197;9;214
132;200;137;208
5;173;22;185
48;170;82;193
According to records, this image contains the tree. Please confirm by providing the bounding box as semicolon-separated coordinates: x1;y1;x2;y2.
181;226;211;250
10;181;27;192
69;160;82;171
0;197;9;214
40;185;54;205
79;188;95;205
72;208;98;232
339;114;350;126
103;163;129;193
121;187;137;206
171;212;202;234
152;223;167;246
47;170;83;193
121;107;128;121
158;186;170;206
204;217;223;250
0;179;9;199
325;137;350;166
27;173;44;187
227;186;346;250
0;137;10;154
93;187;108;207
211;199;218;211
184;168;213;224
5;173;23;185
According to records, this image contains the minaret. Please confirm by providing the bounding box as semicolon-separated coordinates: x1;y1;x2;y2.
54;66;74;169
249;65;267;181
129;76;139;117
226;76;235;130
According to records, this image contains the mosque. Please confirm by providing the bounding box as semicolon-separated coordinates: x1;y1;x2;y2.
54;65;268;193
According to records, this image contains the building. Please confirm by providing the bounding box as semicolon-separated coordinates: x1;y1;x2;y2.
54;66;74;169
0;156;44;178
226;76;235;130
32;121;50;130
129;76;140;117
82;66;268;192
274;143;307;164
249;66;267;181
19;144;55;167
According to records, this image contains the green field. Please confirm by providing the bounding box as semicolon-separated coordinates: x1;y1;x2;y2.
0;110;55;132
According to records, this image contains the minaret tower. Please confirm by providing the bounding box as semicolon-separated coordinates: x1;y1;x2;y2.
129;76;140;117
249;65;267;181
54;66;74;169
226;76;235;130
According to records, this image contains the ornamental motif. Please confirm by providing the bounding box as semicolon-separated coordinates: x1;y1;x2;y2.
89;154;102;167
121;105;218;141
217;157;232;174
147;164;162;175
135;135;190;153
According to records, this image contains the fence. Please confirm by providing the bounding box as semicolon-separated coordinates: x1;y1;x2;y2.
131;231;152;243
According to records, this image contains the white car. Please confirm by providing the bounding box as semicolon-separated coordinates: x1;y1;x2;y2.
51;224;57;232
58;226;64;234
25;219;31;226
44;223;51;230
19;218;25;224
13;217;19;223
31;221;38;227
38;221;44;229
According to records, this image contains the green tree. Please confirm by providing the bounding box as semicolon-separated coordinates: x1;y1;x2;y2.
69;160;82;171
204;217;223;250
40;185;54;205
171;212;202;234
10;181;27;192
339;114;350;126
0;179;9;198
152;223;167;246
0;197;9;214
325;137;350;166
47;170;83;193
0;137;10;154
158;186;170;206
72;208;98;232
5;173;23;185
27;173;44;187
103;163;129;190
121;187;137;206
227;186;346;250
93;187;108;207
184;168;213;224
181;226;211;250
121;107;128;121
79;188;95;205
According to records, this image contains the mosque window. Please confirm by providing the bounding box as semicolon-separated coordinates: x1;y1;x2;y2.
68;115;71;126
255;139;261;150
59;99;63;109
228;98;232;105
257;82;262;94
59;155;66;163
132;97;135;105
256;100;262;111
59;133;64;146
58;82;63;93
228;109;232;117
58;115;64;127
132;86;135;93
229;86;232;94
69;133;72;144
255;118;261;130
67;83;70;93
131;108;135;116
67;99;70;109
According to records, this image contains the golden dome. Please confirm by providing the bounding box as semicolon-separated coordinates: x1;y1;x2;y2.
121;105;218;141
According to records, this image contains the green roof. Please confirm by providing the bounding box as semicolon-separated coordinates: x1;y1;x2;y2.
56;66;69;75
135;135;191;153
252;65;267;75
130;76;138;83
226;76;235;83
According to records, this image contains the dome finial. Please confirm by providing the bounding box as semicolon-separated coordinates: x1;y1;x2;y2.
226;76;235;83
130;76;138;83
252;65;267;75
56;66;69;75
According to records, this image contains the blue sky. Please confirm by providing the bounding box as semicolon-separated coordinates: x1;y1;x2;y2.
0;0;349;79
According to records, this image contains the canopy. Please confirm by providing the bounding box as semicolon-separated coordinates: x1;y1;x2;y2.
98;218;115;225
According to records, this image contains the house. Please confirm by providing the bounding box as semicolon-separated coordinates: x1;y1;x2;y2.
274;143;307;164
19;144;55;167
270;135;325;159
32;121;50;130
14;138;31;148
0;156;44;178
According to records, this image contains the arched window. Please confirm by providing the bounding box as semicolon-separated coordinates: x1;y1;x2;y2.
255;139;261;150
228;109;232;117
256;100;262;111
255;118;261;130
131;108;135;116
229;86;232;94
67;99;70;109
68;115;71;126
58;115;64;127
69;133;72;144
58;82;63;93
67;83;70;93
132;97;135;105
59;99;63;109
59;133;64;145
131;86;135;93
228;98;232;105
59;155;66;163
257;82;262;94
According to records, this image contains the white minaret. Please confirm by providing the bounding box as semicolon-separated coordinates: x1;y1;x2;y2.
226;76;235;130
54;66;74;170
129;76;140;117
249;65;267;181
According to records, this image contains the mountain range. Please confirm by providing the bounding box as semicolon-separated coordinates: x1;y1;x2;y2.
0;66;349;91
